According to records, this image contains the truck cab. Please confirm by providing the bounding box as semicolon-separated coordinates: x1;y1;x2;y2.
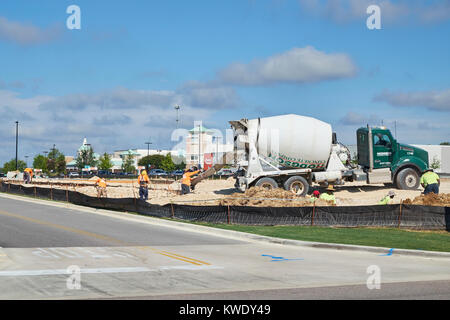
356;127;429;189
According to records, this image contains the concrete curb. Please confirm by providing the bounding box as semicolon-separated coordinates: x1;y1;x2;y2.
1;191;450;259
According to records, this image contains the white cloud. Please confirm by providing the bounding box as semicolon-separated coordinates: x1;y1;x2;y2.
374;89;450;112
298;0;450;24
0;85;234;164
339;111;380;125
0;16;61;45
217;46;357;86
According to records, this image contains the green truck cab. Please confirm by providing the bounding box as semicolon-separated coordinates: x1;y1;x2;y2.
356;127;429;189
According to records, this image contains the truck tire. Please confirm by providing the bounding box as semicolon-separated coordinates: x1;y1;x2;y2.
255;177;278;189
283;176;309;196
396;168;420;190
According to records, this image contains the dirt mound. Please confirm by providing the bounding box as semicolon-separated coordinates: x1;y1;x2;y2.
219;187;334;207
403;193;450;206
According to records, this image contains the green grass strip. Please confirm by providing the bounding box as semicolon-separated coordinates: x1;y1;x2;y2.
183;222;450;252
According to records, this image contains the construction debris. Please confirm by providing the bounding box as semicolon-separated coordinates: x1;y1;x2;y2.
403;193;450;206
219;187;334;207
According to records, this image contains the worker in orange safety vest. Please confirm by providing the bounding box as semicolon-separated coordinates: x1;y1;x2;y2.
24;168;33;184
181;167;200;195
138;170;150;200
95;177;107;198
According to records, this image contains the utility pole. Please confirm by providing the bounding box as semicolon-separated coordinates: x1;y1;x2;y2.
145;141;152;156
15;121;19;170
394;120;397;139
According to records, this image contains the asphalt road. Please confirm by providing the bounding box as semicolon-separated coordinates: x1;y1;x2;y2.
0;193;449;300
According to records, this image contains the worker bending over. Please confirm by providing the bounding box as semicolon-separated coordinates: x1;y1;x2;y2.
95;177;107;198
24;168;33;184
319;185;336;205
181;167;200;195
420;169;440;195
309;190;320;203
138;170;150;200
379;190;395;205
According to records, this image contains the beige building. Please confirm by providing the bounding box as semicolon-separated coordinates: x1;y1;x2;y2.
185;125;233;169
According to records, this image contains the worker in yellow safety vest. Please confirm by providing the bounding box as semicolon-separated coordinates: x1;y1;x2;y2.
319;185;336;204
181;167;200;195
309;190;321;203
420;169;440;195
378;190;395;205
95;177;107;198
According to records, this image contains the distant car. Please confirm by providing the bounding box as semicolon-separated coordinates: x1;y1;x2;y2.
217;169;235;176
69;172;80;178
98;170;112;176
149;169;167;176
0;172;5;178
171;170;184;176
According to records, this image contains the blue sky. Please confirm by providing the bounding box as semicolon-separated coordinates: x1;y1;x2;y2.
0;0;449;165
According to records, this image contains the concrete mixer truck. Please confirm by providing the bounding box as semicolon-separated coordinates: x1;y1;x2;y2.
192;114;429;196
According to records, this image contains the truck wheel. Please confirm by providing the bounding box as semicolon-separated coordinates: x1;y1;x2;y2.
283;176;309;196
396;168;420;190
255;177;278;190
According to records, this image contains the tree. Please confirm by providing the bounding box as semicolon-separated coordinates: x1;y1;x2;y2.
430;156;441;170
2;159;27;172
75;148;97;170
33;154;48;173
46;148;67;174
122;153;135;174
174;161;186;171
98;153;113;171
160;153;175;172
440;142;450;145
138;154;165;169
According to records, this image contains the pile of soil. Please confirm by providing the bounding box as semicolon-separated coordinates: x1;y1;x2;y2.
219;187;333;207
403;193;450;206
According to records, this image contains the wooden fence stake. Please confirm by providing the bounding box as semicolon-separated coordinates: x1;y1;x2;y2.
227;205;231;224
171;202;175;219
398;200;403;229
311;201;316;226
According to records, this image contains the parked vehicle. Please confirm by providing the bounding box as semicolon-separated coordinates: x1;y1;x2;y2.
69;172;80;178
171;170;184;176
149;169;167;176
217;168;235;176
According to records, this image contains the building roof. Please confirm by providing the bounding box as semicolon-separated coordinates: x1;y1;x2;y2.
120;149;140;156
189;126;213;133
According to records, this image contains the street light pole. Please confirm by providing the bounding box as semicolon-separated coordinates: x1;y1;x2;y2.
197;124;201;169
174;105;180;129
15;121;18;170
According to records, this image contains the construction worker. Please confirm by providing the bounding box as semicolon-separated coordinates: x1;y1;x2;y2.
420;169;440;195
320;185;336;204
138;170;150;200
379;190;395;205
309;190;320;203
181;167;200;195
24;168;33;184
95;177;107;198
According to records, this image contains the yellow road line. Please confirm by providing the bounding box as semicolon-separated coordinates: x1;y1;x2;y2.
0;209;129;246
158;250;211;265
0;210;211;266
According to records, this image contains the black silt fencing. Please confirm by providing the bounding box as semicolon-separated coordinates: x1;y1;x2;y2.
1;182;449;231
